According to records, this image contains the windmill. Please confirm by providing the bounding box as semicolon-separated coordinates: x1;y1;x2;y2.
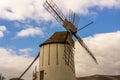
43;0;97;64
18;0;97;80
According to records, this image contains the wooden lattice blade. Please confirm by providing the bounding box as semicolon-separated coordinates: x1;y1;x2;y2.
74;34;98;64
43;0;66;24
69;9;80;27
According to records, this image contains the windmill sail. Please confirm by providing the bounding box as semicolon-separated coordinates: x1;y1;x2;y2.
44;0;97;64
69;9;80;27
43;0;77;33
18;52;40;80
43;0;65;24
78;21;93;31
73;34;98;64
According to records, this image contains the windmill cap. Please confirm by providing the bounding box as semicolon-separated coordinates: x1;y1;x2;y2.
40;31;74;47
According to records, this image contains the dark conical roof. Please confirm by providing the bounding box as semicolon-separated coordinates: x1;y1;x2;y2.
40;31;74;47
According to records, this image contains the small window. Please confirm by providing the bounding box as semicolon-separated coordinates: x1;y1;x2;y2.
40;70;44;80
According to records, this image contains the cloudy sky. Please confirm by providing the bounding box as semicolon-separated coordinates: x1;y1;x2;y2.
0;0;120;80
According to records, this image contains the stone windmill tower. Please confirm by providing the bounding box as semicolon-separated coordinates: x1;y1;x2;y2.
39;31;76;80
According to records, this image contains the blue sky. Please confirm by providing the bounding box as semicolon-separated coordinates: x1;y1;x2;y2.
0;0;120;80
0;7;119;56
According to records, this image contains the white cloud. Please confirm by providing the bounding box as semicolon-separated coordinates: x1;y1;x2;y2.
0;26;7;31
19;48;32;57
0;31;4;38
75;31;120;77
0;0;51;21
16;27;44;37
0;47;38;80
0;0;120;21
55;0;120;15
0;26;7;38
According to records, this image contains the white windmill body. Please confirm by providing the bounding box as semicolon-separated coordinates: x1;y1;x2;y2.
39;31;76;80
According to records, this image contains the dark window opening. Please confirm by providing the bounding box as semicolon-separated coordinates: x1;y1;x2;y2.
40;70;44;80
